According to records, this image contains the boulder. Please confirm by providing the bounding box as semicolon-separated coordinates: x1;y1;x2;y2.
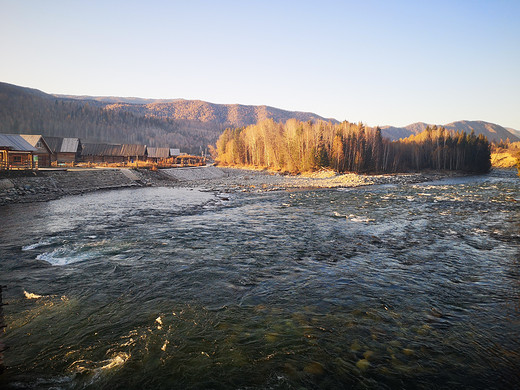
0;179;14;190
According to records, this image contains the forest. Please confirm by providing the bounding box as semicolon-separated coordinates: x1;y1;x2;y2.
215;119;492;173
0;83;216;154
0;82;333;155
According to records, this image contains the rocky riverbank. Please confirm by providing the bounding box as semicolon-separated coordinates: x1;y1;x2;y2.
0;166;468;206
0;168;177;206
165;166;467;193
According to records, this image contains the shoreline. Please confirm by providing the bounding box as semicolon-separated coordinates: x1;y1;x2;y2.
0;166;478;206
0;168;175;207
194;166;468;193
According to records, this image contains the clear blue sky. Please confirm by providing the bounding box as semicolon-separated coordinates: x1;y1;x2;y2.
1;0;519;128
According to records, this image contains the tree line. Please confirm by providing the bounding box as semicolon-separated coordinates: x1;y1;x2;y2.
215;119;491;173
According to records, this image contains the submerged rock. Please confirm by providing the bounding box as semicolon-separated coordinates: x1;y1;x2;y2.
363;350;375;360
356;358;370;371
304;361;325;375
350;339;362;352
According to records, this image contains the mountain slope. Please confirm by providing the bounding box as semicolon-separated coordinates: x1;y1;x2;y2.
0;82;336;152
380;120;520;143
1;82;517;150
99;100;336;128
379;122;429;140
505;127;520;138
0;82;200;151
57;94;337;127
443;121;519;142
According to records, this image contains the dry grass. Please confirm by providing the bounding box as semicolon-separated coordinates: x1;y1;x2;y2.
491;152;518;168
299;169;337;179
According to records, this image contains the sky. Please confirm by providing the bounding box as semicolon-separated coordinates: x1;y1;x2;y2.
1;0;519;129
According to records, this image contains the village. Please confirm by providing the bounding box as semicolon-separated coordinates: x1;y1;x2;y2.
0;134;206;171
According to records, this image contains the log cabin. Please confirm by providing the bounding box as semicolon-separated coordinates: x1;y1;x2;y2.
20;134;53;167
81;143;147;164
147;147;170;163
0;134;37;170
45;137;82;165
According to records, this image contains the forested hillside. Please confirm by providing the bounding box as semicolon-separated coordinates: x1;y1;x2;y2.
216;119;491;173
380;120;519;143
0;82;335;153
0;83;208;152
0;82;515;154
60;95;337;127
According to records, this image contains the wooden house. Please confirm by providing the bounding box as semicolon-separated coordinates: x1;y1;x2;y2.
0;134;37;170
120;144;147;163
147;147;170;163
20;134;52;167
81;144;120;164
81;143;147;164
45;137;82;164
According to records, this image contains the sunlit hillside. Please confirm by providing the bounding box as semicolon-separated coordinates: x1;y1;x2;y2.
0;82;335;153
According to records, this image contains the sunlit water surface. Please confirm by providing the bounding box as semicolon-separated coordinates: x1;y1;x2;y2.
0;172;519;389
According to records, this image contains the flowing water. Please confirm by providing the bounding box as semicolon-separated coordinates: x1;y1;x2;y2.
0;170;519;389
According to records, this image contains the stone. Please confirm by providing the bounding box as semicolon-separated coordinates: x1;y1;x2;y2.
363;350;375;360
350;340;361;352
356;359;370;371
304;361;325;375
0;179;14;190
264;333;278;343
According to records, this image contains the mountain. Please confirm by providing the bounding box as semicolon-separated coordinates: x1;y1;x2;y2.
380;120;520;143
379;122;430;140
506;127;520;138
56;94;337;128
1;82;517;150
55;95;186;105
0;82;336;153
443;121;520;143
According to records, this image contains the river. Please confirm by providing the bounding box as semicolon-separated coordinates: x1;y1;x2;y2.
0;170;519;389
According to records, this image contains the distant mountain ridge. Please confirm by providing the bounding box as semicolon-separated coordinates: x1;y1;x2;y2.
56;94;338;127
505;127;520;138
0;82;518;151
54;91;520;143
380;120;520;143
0;82;336;152
55;95;186;105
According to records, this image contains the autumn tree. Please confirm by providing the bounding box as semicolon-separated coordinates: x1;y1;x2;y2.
215;119;491;174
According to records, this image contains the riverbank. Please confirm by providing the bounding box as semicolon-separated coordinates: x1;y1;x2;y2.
0;166;470;206
0;168;177;206
182;167;465;193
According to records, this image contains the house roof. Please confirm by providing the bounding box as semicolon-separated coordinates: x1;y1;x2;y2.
43;136;62;153
19;134;42;147
170;148;181;156
44;136;81;153
147;147;170;158
0;134;37;152
81;143;116;156
82;143;147;157
120;144;147;156
61;138;80;153
20;134;52;154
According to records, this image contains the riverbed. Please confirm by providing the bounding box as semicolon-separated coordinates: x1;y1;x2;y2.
0;169;519;389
